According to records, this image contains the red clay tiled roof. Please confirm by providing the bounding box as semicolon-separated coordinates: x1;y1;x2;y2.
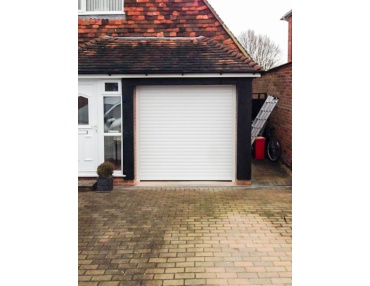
78;0;249;58
78;36;261;74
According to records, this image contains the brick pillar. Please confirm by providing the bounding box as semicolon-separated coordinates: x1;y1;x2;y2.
288;15;292;62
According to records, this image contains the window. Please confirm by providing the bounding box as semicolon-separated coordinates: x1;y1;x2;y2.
103;97;122;170
104;97;121;133
79;0;124;14
78;96;89;125
105;82;119;92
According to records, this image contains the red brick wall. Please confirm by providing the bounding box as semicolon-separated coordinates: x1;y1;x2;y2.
252;63;292;167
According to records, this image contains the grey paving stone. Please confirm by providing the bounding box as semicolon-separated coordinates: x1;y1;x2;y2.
79;187;292;286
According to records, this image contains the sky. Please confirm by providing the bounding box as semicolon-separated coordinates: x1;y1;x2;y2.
207;0;292;65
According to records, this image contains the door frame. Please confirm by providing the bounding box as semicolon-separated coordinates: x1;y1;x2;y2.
78;78;124;177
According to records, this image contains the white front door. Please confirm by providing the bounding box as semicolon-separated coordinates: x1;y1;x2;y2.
78;80;99;176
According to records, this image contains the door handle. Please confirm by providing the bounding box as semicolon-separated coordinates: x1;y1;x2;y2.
79;130;88;135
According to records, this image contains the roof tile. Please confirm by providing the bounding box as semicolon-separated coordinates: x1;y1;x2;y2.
78;36;260;74
78;0;244;55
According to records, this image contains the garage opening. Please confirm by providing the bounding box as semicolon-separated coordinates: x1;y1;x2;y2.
136;85;236;181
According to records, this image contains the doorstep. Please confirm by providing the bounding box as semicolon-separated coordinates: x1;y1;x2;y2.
78;178;95;191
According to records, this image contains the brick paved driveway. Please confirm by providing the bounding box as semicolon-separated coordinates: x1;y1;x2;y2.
79;187;292;286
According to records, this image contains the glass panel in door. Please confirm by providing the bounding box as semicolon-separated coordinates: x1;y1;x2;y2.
104;136;121;170
78;96;89;125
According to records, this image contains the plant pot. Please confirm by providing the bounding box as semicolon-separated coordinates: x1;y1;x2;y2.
96;176;113;192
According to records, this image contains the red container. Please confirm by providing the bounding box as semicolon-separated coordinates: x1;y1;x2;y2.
254;137;266;160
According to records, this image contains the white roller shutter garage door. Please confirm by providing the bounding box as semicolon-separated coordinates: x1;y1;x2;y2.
137;85;236;181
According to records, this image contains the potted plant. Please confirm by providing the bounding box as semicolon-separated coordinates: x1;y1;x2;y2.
95;161;114;192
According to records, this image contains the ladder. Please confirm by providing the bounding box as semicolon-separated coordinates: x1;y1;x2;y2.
251;95;279;145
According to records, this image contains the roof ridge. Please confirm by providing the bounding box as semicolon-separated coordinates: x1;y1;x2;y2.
103;36;205;41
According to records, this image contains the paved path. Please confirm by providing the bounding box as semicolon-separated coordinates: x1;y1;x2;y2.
79;187;292;286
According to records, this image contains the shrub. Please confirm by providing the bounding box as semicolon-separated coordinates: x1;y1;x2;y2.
97;161;114;178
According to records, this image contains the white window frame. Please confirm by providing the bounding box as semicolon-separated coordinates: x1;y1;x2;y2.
78;0;125;15
98;80;123;176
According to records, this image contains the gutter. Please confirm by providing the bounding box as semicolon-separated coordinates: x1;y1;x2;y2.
78;73;261;79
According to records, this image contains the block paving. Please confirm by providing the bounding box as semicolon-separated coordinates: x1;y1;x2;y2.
79;187;292;285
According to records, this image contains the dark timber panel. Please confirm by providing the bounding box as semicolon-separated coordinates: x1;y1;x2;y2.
237;80;252;181
120;77;253;181
121;80;135;180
